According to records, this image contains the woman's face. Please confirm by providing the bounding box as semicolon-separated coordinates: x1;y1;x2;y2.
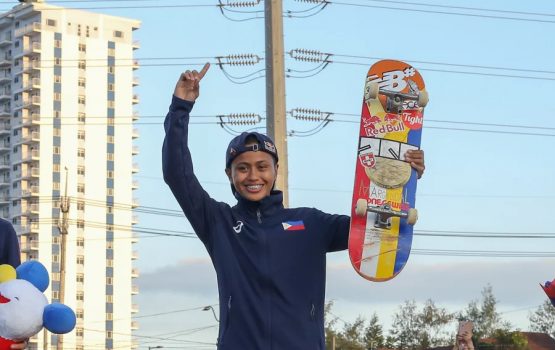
226;150;278;202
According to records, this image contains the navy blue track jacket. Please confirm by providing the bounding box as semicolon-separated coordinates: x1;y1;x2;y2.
162;96;350;350
0;218;21;267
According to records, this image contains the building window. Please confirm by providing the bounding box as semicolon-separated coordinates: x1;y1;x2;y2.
113;30;123;38
107;259;113;267
107;171;114;179
52;291;59;299
108;48;115;57
77;148;85;157
107;188;114;196
54;75;61;83
78;112;85;123
106;295;113;303
76;328;84;337
76;256;84;265
54;111;61;118
76;309;84;319
53;164;60;172
77;130;85;140
78;60;86;69
77;166;85;176
106;313;113;321
53;93;61;101
78;95;85;105
46;19;57;27
53;146;60;154
77;237;84;247
77;220;84;229
54;57;61;66
106;277;113;285
76;291;84;301
78;43;86;52
78;77;85;87
54;40;61;48
77;183;85;193
76;273;84;283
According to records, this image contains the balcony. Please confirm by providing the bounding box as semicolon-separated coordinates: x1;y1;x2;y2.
131;321;139;331
0;35;11;48
14;22;41;38
22;77;40;90
22;95;40;107
0;123;9;135
0;70;10;83
22;112;40;125
20;239;39;252
131;180;139;190
21;131;40;143
0;88;11;101
0;106;10;117
22;149;40;162
132;60;139;70
131;285;139;295
131;215;139;224
132;40;140;50
132;111;139;121
132;94;139;104
132;146;139;155
131;268;139;278
131;163;139;173
0;140;9;153
21;185;39;197
132;77;139;86
131;304;139;313
132;128;139;139
22;60;40;72
131;250;138;260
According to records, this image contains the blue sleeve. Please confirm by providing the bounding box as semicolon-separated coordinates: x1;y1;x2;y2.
320;212;350;252
162;95;218;249
0;219;21;267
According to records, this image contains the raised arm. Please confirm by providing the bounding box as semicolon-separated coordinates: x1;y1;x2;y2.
162;64;218;247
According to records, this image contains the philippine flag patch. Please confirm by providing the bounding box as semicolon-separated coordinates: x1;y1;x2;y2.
282;220;305;231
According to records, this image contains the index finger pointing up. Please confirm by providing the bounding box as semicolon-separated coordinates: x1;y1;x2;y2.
198;62;210;80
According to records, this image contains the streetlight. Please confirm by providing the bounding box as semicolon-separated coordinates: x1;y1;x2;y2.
202;305;219;322
148;346;163;350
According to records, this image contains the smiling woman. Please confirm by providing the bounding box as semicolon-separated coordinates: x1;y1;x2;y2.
224;133;279;202
161;63;426;349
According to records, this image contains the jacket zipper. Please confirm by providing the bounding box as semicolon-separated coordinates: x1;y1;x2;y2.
256;208;262;223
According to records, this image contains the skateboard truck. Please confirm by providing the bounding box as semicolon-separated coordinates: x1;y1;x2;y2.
365;82;429;114
355;198;418;227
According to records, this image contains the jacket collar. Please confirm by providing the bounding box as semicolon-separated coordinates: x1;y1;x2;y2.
234;190;284;218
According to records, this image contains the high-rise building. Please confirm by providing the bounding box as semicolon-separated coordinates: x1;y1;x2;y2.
0;0;140;348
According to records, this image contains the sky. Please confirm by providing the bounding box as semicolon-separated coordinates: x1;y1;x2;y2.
32;0;555;348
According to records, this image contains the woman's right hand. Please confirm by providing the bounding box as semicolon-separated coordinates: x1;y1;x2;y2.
173;63;210;102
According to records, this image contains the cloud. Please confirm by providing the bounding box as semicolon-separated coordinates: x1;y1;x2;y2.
138;258;218;298
139;256;554;311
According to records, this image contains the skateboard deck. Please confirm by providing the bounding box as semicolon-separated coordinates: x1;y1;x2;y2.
348;59;428;282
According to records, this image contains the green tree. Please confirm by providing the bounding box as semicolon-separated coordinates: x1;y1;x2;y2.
489;329;528;350
529;299;555;338
363;313;385;350
418;299;455;347
388;299;454;350
460;285;510;339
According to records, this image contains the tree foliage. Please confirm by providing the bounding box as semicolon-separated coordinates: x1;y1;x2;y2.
459;285;510;340
529;299;555;338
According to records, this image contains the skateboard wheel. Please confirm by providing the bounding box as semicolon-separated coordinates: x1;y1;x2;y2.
367;82;379;100
418;90;429;107
407;208;418;225
355;198;368;217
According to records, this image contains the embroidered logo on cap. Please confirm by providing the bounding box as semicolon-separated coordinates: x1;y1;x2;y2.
264;141;276;154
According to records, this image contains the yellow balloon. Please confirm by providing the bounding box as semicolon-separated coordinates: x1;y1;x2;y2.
0;264;16;283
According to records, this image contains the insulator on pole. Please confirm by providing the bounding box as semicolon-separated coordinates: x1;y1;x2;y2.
289;48;326;63
223;0;261;8
290;107;326;121
223;53;262;66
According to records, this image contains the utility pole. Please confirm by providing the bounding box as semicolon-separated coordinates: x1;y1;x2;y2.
57;167;70;350
265;0;289;207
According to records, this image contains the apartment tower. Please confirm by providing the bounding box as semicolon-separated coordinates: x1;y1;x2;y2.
0;0;140;348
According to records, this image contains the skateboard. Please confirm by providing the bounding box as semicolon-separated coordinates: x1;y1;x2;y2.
348;59;428;282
